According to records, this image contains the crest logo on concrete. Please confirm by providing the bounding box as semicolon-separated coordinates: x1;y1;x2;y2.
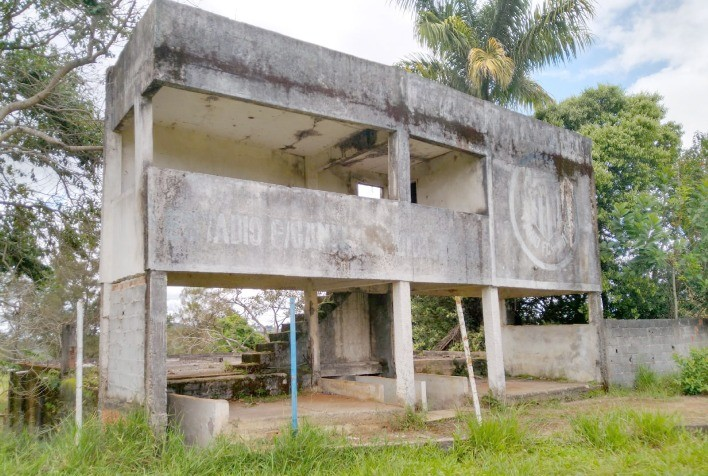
509;152;577;270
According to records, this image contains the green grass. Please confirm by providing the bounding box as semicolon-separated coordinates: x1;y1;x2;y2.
0;408;706;475
389;406;427;431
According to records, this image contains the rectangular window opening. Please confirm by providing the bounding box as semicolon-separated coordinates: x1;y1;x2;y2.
357;183;383;199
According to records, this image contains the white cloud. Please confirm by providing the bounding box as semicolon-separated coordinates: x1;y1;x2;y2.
187;0;421;65
592;0;708;144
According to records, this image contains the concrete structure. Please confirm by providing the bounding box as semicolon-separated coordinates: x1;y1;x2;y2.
603;318;706;387
99;0;602;428
167;394;230;447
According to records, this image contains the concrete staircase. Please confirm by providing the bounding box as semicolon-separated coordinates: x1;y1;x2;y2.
167;315;308;400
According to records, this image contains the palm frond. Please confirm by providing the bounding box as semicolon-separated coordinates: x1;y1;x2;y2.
487;0;530;47
516;0;595;70
416;10;476;55
468;37;515;91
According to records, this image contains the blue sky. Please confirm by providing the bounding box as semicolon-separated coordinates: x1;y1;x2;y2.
180;0;705;148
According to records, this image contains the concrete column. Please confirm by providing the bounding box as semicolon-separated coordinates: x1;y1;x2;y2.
305;283;321;387
391;281;416;407
499;298;511;326
482;286;506;401
588;292;608;388
98;283;111;415
145;271;167;431
134;95;153;184
387;128;411;201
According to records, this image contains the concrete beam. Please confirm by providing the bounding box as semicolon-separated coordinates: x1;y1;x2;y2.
482;286;506;401
305;282;321;387
145;271;167;431
391;281;415;407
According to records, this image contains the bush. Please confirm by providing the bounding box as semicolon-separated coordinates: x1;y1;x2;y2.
673;347;708;396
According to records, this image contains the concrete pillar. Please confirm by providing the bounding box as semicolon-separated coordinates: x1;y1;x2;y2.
482;286;506;401
145;271;167;431
98;283;110;414
387;127;411;201
305;283;321;387
588;292;608;388
499;298;511;326
391;281;416;407
134;95;153;184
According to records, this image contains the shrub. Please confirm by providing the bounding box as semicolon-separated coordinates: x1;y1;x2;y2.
673;347;708;396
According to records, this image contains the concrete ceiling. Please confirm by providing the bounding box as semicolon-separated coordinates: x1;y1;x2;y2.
152;86;451;174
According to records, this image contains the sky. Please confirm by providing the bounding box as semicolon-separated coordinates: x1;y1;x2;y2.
176;0;706;148
165;0;706;311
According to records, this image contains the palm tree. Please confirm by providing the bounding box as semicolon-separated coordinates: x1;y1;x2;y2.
394;0;595;109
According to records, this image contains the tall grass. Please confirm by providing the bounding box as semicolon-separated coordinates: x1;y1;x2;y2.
0;408;706;475
572;410;683;451
456;411;526;454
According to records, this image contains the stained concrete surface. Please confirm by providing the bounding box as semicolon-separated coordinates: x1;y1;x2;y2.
225;378;593;439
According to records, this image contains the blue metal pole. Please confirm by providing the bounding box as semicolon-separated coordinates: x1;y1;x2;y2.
289;296;298;434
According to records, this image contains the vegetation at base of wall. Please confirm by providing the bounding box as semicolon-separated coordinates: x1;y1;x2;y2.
674;347;708;396
633;365;682;397
1;406;706;475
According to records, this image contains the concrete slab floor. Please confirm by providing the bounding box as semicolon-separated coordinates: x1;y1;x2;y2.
225;378;594;439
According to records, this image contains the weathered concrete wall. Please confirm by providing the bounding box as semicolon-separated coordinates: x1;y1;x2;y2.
369;293;394;377
320;377;385;402
354;375;426;408
146;168;490;285
414;373;471;410
604;318;707;387
412;151;487;214
167;394;229;447
154;124;306;187
490;149;600;294
502;324;601;382
320;292;372;364
105;276;147;404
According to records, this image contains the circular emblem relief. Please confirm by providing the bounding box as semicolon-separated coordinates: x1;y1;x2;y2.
509;152;577;270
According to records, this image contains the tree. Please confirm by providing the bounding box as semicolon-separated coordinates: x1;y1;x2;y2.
536;85;705;320
1;0;138;281
168;288;267;355
167;288;305;355
394;0;594;108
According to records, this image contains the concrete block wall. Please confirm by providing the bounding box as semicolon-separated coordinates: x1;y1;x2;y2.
604;318;707;387
105;277;147;404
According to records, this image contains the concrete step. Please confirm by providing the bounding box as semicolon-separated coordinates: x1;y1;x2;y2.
241;352;273;366
256;341;289;353
224;362;265;374
278;316;307;333
168;372;289;400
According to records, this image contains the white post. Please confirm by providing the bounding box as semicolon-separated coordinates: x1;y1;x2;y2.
455;296;482;422
75;300;84;432
482;286;506;401
392;281;416;407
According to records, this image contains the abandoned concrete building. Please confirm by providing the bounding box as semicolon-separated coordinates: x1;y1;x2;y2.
99;0;605;431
